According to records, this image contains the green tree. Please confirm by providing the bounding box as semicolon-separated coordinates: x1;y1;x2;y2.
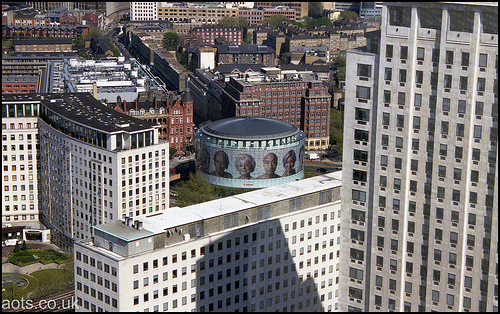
340;11;358;21
21;240;27;251
302;16;316;30
334;56;346;81
217;16;249;29
177;50;188;67
242;32;253;45
261;15;289;28
313;17;333;27
176;172;215;207
330;109;344;155
14;241;20;253
162;32;180;51
308;2;324;18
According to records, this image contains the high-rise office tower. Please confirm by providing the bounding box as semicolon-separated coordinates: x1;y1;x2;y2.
3;93;170;252
340;2;497;312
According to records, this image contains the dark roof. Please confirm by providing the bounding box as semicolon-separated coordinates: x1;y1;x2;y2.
201;117;301;140
213;63;266;74
2;93;157;134
182;89;193;103
280;63;334;72
216;44;274;55
13;39;73;45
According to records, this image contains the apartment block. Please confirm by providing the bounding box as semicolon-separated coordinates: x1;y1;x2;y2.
191;26;243;46
74;171;343;312
340;2;497;312
157;3;237;24
13;39;73;53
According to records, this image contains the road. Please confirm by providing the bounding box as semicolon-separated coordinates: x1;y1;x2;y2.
304;160;342;174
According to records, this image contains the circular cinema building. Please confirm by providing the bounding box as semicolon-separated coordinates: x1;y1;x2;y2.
195;117;306;189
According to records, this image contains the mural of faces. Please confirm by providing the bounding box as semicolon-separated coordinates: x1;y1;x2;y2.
257;153;280;179
235;153;256;180
282;149;297;177
298;145;305;172
211;151;233;178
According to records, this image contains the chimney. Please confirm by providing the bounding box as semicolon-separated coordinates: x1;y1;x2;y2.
123;100;127;112
154;97;157;109
137;221;144;230
126;217;133;226
135;98;138;110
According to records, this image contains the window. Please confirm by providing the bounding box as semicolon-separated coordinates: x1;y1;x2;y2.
352;190;366;202
446;50;454;64
477;77;486;91
401;46;408;59
386;45;393;58
413;116;421;129
417;47;424;60
473;125;482;139
397;115;404;128
414;93;422;107
384;68;392;81
416;70;423;84
399;69;407;83
444;75;452;88
355;108;369;121
398;92;405;105
356;86;370;99
461;52;469;66
382;113;390;126
479;53;487;68
357;64;371;77
458;76;468;90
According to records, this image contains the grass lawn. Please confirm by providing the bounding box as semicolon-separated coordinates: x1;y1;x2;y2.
28;268;74;300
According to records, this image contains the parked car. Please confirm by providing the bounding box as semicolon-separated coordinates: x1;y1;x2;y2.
308;153;320;160
316;168;329;174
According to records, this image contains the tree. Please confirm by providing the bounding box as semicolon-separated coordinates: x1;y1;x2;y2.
162;32;180;51
176;172;216;207
334;56;346;81
261;15;290;28
21;240;27;251
217;16;249;29
308;2;324;18
340;11;358;21
329;109;344;155
14;241;20;253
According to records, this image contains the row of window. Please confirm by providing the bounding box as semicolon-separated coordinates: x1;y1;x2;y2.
2;122;37;129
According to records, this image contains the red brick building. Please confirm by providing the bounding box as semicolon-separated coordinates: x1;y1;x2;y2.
222;69;331;149
2;75;39;94
191;26;243;46
113;91;194;154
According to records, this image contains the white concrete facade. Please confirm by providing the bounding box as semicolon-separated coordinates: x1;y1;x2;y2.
2;116;40;226
130;2;158;21
74;172;343;312
341;2;498;312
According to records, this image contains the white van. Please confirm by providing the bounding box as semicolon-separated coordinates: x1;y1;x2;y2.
308;153;320;160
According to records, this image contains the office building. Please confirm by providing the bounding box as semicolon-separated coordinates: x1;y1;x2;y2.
2;96;41;227
74;171;343;312
157;3;237;24
130;2;157;21
222;66;331;150
340;2;497;312
3;93;170;252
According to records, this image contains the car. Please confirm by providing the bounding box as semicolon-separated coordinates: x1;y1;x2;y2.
316;168;329;173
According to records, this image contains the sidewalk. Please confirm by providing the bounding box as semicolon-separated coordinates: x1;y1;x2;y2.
2;261;65;275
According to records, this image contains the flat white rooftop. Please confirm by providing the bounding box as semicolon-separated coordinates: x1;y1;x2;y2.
95;171;342;240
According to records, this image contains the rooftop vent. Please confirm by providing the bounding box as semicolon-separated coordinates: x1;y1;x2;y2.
115;123;130;128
